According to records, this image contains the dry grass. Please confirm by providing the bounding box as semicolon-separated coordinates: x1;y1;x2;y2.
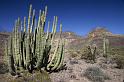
0;70;51;82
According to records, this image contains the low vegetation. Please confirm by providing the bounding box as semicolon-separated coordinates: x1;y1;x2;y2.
0;63;8;74
83;67;110;82
0;70;51;82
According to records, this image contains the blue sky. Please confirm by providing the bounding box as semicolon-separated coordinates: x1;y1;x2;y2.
0;0;124;35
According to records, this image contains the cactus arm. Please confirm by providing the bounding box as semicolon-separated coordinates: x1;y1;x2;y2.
51;42;64;71
106;39;109;53
35;10;41;60
30;9;35;33
103;38;106;55
36;8;47;69
51;16;57;45
8;34;16;75
27;4;32;33
26;4;32;71
56;40;65;70
46;39;60;70
50;24;63;71
103;37;109;58
4;40;9;64
23;17;27;68
46;21;50;40
47;23;62;71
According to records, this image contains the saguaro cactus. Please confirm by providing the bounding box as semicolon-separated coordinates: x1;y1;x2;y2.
5;4;65;75
103;37;109;58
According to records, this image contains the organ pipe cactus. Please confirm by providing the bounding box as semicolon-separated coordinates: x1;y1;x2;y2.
46;23;65;71
7;34;16;75
5;4;65;75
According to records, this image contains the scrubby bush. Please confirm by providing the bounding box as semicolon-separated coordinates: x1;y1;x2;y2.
83;67;110;82
0;70;51;82
70;52;78;58
69;50;81;58
80;47;89;59
112;54;124;69
80;45;97;63
0;63;8;74
109;47;124;69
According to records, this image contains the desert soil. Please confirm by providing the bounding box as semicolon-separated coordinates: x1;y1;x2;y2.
50;53;124;82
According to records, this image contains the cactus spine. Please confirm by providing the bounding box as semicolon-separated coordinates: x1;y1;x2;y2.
5;4;65;75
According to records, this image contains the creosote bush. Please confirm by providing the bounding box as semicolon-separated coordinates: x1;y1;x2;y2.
112;54;124;69
83;67;110;82
109;46;124;69
69;51;78;58
81;45;97;63
0;63;9;74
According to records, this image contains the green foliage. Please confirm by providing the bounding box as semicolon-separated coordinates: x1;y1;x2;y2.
113;55;124;69
81;45;97;63
69;50;79;58
5;4;65;75
108;46;124;69
83;67;110;82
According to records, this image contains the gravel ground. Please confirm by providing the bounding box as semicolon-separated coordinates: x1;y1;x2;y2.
50;53;124;82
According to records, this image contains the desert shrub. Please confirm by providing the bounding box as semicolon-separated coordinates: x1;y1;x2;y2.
0;70;51;82
80;45;97;63
80;47;89;59
71;52;78;58
109;46;124;69
0;63;8;74
69;50;81;58
112;55;124;69
83;67;110;82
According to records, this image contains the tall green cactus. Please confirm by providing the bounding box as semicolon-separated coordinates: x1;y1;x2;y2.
103;37;109;58
5;4;65;75
7;34;16;75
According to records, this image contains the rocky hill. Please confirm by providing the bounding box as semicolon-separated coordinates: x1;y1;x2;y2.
0;28;124;61
0;28;124;59
87;27;113;38
68;28;124;50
